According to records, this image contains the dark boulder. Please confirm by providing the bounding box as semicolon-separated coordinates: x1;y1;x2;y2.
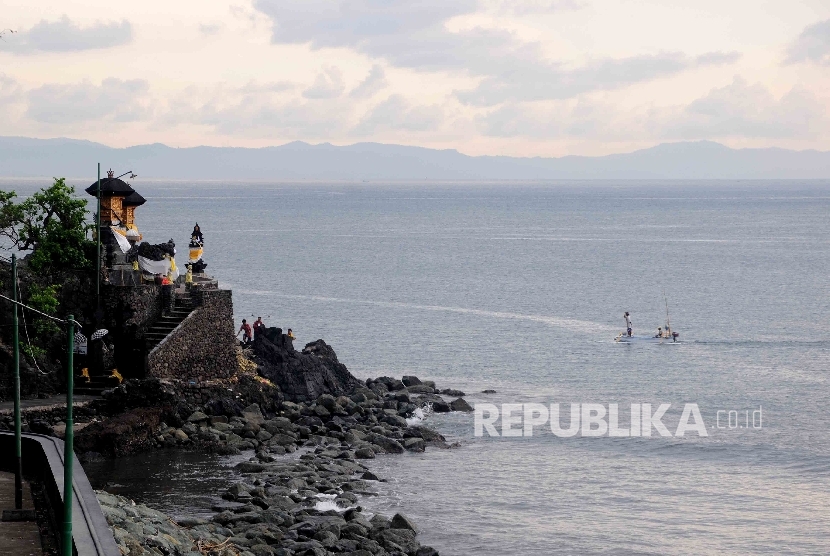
450;398;474;412
254;332;359;403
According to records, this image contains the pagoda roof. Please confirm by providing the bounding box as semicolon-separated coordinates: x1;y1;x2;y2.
85;178;135;197
122;191;146;206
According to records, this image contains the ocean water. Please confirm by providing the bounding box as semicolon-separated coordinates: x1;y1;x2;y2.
9;178;830;554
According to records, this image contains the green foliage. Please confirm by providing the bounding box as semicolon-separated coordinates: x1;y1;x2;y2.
22;344;46;361
27;283;62;336
27;283;60;314
0;178;93;272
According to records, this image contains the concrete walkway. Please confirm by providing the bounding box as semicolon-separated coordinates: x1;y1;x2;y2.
0;394;98;415
0;471;43;556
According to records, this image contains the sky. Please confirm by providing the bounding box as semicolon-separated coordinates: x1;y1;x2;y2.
1;1;830;157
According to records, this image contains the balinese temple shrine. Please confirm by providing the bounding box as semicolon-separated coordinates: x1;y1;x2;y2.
86;169;148;283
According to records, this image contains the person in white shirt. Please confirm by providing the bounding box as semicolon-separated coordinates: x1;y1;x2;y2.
624;312;632;336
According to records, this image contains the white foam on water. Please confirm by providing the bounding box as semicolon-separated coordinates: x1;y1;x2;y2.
313;493;354;513
406;405;431;426
238;292;616;334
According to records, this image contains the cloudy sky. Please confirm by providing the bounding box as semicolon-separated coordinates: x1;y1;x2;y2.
2;0;830;156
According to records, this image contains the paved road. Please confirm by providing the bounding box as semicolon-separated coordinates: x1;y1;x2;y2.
0;471;43;555
0;395;98;415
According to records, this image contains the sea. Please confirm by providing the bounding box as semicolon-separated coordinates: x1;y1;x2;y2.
8;178;830;555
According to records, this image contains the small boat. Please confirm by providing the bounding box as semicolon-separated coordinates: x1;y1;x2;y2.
615;332;679;344
615;295;680;343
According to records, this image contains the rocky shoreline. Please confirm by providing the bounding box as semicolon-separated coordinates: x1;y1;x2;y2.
94;373;473;555
1;333;481;555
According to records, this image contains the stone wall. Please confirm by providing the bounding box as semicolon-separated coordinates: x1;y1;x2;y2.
147;289;237;381
101;284;163;333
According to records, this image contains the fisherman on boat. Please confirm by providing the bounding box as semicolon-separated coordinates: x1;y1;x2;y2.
624;312;632;336
656;327;663;338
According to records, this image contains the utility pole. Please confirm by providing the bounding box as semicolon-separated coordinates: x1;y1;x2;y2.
62;315;75;556
11;254;22;510
95;163;101;310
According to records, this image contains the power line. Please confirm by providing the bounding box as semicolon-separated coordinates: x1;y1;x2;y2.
0;292;68;324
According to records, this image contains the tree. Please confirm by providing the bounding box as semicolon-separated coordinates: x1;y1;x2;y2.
0;178;93;272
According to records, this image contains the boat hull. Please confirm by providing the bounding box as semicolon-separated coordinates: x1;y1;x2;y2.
615;334;680;344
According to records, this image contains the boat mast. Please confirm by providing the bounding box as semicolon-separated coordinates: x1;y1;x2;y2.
664;293;671;335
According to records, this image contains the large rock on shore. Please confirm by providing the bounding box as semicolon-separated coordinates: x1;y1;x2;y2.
254;331;359;403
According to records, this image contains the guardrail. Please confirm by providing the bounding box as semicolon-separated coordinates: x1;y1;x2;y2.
0;431;120;556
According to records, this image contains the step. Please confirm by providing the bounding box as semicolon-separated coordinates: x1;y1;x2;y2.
150;323;180;331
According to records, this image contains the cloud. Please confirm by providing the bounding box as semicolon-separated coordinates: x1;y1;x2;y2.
302;67;346;99
695;51;742;65
0;73;23;103
665;77;828;139
254;1;741;104
26;78;153;124
349;65;388;99
6;15;132;54
457;49;740;106
478;98;641;140
352;94;444;135
199;23;223;36
785;18;830;65
490;0;585;16
162;81;350;138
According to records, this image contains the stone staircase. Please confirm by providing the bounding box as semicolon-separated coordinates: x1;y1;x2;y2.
74;375;119;396
145;290;195;352
72;291;198;396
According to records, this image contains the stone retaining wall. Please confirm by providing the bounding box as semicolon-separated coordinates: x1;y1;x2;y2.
147;289;237;381
101;284;162;334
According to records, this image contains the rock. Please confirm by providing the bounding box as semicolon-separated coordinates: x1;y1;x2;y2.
242;404;265;425
361;471;381;481
317;394;337;411
416;547;440;556
432;401;451;413
403;438;425;452
450;398;474;412
377;528;419;554
381;414;408;428
408;426;446;443
255;335;359;403
235;462;266;473
173;429;189;441
482;389;497;394
401;376;422;387
354;447;376;459
370;435;405;454
369;513;391;531
440;389;466;397
390;513;418;532
406;384;435;394
187;411;209;423
210;415;229;425
177;516;209;527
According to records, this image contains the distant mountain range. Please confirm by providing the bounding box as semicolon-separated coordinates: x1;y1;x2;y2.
1;136;829;180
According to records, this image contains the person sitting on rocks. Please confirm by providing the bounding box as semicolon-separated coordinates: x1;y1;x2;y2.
237;319;252;345
287;328;296;341
253;316;265;339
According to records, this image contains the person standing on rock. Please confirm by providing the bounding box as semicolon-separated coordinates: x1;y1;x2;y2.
237;319;253;345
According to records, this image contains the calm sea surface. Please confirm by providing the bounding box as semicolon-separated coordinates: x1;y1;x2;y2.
10;179;830;555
